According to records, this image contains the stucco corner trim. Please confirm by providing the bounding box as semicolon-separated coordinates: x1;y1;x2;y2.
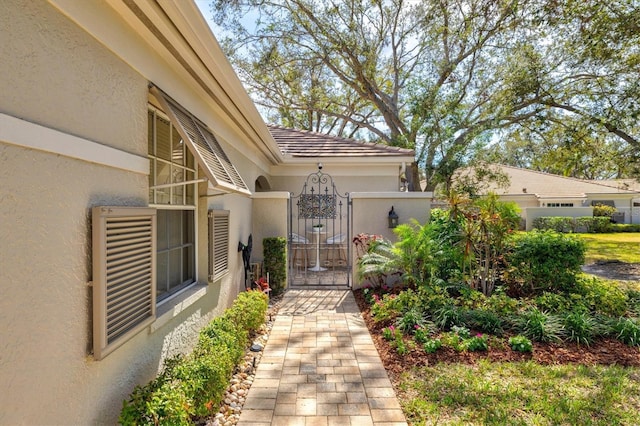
0;112;149;174
251;191;291;199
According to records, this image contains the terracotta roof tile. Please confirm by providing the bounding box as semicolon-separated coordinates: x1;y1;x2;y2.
267;125;414;157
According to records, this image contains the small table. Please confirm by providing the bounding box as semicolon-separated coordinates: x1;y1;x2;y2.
308;229;326;272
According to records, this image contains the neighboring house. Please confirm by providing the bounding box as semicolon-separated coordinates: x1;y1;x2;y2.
472;165;640;229
0;1;429;423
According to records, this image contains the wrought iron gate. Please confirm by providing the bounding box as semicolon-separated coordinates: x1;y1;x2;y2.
288;169;351;287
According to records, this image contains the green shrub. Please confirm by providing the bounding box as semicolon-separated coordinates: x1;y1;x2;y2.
608;223;640;233
513;308;565;343
418;286;456;313
263;237;287;295
483;292;521;316
532;217;576;233
465;309;505;336
466;334;489;352
592;204;616;218
441;332;466;352
382;326;398;341
508;335;533;352
573;276;628;317
371;293;401;323
395;307;426;333
119;290;268;425
613;317;640;347
433;304;465;330
563;311;596;346
226;290;269;332
626;290;640;316
423;338;442;353
413;324;434;344
534;292;575;314
575;217;612;233
451;325;471;339
504;230;585;296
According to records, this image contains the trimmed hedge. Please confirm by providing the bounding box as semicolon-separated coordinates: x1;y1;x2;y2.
504;230;586;296
533;216;612;233
263;237;287;296
119;290;268;425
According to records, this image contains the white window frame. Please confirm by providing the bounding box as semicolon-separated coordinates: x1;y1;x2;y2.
148;105;199;302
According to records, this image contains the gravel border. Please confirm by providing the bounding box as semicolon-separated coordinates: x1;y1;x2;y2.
204;293;284;426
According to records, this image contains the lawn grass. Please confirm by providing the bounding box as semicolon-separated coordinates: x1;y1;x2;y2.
399;360;640;426
578;233;640;263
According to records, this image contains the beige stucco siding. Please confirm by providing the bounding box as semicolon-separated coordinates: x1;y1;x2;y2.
0;0;148;156
350;193;432;288
0;143;149;423
0;1;253;424
269;163;403;194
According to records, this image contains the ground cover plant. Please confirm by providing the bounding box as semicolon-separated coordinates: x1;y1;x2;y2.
355;193;640;425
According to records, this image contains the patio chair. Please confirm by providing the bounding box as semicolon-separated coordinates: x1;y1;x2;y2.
290;232;310;268
325;233;347;266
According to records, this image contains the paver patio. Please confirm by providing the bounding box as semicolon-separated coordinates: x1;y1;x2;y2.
238;290;407;426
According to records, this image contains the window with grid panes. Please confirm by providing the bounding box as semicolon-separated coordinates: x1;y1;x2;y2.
148;107;197;300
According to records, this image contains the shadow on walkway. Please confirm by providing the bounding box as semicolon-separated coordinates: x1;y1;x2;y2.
238;290;407;426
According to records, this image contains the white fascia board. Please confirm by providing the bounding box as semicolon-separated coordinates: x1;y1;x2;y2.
251;191;291;199
134;0;283;165
0;113;148;174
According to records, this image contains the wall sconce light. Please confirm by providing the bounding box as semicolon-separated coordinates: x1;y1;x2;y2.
388;206;399;228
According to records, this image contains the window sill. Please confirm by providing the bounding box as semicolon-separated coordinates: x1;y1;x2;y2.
151;282;209;333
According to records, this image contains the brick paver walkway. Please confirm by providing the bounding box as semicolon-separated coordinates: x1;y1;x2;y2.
238;290;407;426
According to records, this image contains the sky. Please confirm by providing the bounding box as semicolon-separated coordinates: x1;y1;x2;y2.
194;0;219;34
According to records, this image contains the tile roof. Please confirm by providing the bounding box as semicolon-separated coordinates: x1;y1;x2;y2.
267;125;415;158
487;164;640;196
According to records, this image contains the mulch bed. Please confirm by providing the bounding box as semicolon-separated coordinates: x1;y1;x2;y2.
353;289;640;378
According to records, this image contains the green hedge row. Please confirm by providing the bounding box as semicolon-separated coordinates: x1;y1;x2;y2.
119;290;268;425
532;216;612;233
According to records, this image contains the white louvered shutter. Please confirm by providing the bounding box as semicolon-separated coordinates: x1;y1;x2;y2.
150;86;250;195
208;210;230;281
92;207;156;360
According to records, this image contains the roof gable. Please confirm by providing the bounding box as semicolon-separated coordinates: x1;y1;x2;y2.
268;125;415;158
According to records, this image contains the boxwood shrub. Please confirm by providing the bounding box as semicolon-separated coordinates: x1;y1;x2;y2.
504;230;585;296
263;237;287;295
119;290;268;425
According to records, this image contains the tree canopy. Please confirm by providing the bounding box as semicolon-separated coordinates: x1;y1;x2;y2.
210;0;640;190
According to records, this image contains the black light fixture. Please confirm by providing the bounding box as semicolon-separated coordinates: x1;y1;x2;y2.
388;206;399;228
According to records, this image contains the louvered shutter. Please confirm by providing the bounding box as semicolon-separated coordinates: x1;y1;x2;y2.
208;210;230;281
92;207;156;360
150;86;250;195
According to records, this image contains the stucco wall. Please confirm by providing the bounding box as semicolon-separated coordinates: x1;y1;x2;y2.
251;193;290;266
351;192;432;288
0;144;150;424
0;1;254;424
0;0;147;156
269;164;403;194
